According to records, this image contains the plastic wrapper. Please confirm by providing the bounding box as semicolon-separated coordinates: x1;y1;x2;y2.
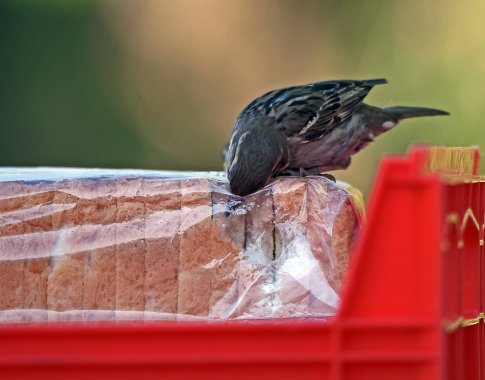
0;168;364;323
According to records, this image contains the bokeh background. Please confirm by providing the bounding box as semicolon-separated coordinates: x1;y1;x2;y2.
1;0;483;196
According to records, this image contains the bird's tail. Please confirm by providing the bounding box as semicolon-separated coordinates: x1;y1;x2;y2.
363;78;388;87
384;106;449;119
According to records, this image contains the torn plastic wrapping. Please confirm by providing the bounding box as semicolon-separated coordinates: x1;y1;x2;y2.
0;168;364;323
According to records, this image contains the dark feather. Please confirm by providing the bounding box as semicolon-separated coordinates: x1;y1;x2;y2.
238;79;387;142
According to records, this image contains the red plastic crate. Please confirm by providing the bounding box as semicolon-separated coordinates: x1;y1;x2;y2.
0;146;483;380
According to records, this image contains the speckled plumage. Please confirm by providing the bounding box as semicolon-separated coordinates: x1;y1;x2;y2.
225;79;448;196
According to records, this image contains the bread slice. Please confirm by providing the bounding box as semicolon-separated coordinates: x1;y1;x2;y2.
209;183;244;318
0;182;24;310
272;178;310;317
81;178;117;321
47;179;85;321
177;178;212;317
323;181;362;293
115;177;145;317
143;178;181;314
232;187;275;319
306;178;356;316
302;178;335;317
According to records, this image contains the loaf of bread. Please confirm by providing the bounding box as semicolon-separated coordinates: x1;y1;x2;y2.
0;169;363;322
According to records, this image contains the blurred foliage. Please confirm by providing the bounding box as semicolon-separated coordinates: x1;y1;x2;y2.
1;0;484;195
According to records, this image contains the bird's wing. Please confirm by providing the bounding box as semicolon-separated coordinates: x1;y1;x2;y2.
227;118;288;196
259;79;387;141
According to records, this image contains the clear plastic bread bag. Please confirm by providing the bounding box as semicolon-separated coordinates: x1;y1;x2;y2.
0;168;364;323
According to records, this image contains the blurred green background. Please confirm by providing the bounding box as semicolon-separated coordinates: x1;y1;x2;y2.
1;0;483;195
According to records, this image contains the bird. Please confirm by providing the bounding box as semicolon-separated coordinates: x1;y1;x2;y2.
224;79;448;196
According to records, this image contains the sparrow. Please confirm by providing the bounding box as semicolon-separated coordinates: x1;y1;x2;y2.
224;79;448;196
